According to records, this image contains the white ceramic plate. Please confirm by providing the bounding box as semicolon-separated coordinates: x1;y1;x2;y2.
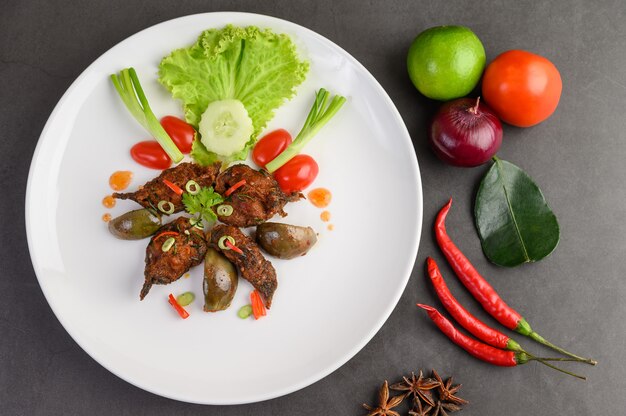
25;12;422;405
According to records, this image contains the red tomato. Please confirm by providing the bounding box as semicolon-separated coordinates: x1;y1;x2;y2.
273;154;319;193
482;50;562;127
130;141;172;170
160;116;195;153
252;129;292;167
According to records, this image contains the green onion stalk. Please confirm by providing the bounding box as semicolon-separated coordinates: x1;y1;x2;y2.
265;88;346;173
110;68;183;163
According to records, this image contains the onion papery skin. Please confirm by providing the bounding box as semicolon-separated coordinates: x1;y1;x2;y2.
429;98;503;167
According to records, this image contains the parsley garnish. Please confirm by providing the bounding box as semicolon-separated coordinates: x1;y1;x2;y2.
182;186;224;227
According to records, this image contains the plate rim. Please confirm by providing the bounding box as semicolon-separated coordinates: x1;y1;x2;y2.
25;11;423;405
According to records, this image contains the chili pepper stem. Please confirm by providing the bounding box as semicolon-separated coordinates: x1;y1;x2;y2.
533;359;587;381
524;351;591;362
510;341;584;362
530;357;586;362
518;352;586;380
528;331;597;365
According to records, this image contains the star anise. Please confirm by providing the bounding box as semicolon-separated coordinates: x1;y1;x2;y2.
431;401;463;416
390;370;440;407
363;380;405;416
432;370;468;406
408;396;433;416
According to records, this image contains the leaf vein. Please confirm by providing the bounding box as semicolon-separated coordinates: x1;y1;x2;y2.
495;159;530;262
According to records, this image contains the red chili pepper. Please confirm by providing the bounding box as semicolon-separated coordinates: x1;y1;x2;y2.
168;293;189;319
250;290;266;320
260;300;267;316
435;199;522;330
250;291;260;319
418;303;517;366
224;179;246;197
153;231;179;241
426;257;519;351
434;199;596;365
162;179;183;195
257;291;267;316
417;304;586;379
225;239;244;255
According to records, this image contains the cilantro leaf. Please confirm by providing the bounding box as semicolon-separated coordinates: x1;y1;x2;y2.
182;186;224;225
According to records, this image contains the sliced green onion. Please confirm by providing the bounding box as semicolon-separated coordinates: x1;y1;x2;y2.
265;88;346;173
185;180;200;195
190;217;205;230
216;204;234;217
218;235;236;250
157;200;175;214
110;68;183;163
162;237;176;252
237;304;253;319
176;292;195;306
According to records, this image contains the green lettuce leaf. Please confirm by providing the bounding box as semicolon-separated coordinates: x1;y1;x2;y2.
158;25;309;165
189;137;251;166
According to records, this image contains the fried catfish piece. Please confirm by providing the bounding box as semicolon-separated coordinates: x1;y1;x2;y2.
114;162;221;214
209;224;277;308
140;217;207;300
214;164;302;228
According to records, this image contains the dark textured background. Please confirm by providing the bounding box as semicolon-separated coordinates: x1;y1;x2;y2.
3;1;625;414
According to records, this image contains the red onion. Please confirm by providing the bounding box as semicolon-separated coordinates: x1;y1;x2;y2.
429;97;502;167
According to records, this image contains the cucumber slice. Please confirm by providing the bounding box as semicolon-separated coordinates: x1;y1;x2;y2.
198;99;254;157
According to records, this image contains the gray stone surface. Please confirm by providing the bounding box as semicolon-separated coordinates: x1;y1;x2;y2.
2;0;625;414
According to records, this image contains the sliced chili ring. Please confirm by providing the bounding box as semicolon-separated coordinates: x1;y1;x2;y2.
168;293;190;319
224;179;247;197
162;179;183;195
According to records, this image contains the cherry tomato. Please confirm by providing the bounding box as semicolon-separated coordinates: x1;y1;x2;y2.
130;141;172;170
273;154;319;193
160;116;195;154
252;129;292;167
482;50;562;127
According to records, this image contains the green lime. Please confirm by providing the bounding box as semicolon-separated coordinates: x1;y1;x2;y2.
407;26;486;101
